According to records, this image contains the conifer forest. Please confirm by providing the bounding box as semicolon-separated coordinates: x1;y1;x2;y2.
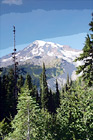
0;15;93;140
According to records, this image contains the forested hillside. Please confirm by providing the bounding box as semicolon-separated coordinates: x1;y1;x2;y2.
0;15;93;140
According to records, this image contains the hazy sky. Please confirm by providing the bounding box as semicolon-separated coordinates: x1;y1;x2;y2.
0;0;93;57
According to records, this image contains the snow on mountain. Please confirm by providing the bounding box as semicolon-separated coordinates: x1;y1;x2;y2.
0;40;82;90
0;40;82;66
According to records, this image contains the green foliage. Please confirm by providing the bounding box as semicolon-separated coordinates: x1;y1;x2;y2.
24;73;38;100
1;67;93;140
24;73;32;90
40;63;57;113
55;79;60;110
75;15;93;86
1;22;93;139
40;63;49;110
17;75;24;92
47;90;56;114
5;89;53;140
0;69;17;121
56;79;93;140
1;63;63;89
0;119;11;140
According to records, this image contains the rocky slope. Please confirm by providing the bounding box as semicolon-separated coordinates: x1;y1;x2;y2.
0;40;82;90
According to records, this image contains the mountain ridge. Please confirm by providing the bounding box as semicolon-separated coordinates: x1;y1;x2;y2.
0;32;85;58
0;40;82;67
0;40;82;90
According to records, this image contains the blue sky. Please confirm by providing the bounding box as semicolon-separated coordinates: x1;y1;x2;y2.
0;0;93;57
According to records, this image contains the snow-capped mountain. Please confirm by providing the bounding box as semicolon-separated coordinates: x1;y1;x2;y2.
0;40;82;67
0;40;82;90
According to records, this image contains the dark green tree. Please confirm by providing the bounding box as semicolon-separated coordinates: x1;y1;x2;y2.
48;89;56;113
67;73;70;86
56;79;93;140
55;79;60;110
0;75;8;121
24;73;38;98
64;74;70;92
5;89;53;140
17;75;24;92
0;119;11;140
7;68;17;118
24;73;32;90
0;69;18;138
40;63;49;110
75;14;93;86
0;71;17;121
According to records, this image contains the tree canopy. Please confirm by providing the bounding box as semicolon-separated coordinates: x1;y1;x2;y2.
75;15;93;86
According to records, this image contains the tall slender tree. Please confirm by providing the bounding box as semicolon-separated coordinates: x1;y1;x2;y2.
7;89;41;140
5;89;53;140
75;14;93;86
56;79;93;140
7;69;17;117
55;79;60;110
17;75;24;92
48;89;55;113
40;63;49;110
0;75;8;121
0;69;17;122
24;74;32;90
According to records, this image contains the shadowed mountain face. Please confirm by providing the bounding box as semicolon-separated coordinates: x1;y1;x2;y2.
0;40;82;90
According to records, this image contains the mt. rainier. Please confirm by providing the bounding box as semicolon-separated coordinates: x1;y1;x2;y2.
0;40;82;90
0;40;82;67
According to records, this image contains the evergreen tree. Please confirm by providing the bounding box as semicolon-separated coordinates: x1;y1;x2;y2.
67;73;70;86
40;63;49;110
0;71;17;121
7;89;41;140
55;79;60;110
75;14;93;86
0;119;11;140
0;69;17;122
24;73;37;98
7;68;17;118
25;73;32;90
48;89;55;113
64;74;70;92
56;79;93;140
0;75;8;121
17;75;24;92
36;89;39;103
5;89;53;140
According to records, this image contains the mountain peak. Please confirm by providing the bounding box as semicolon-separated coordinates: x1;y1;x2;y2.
0;40;82;90
33;40;46;46
33;40;63;48
0;40;82;68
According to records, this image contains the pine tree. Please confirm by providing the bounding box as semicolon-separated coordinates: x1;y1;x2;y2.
0;75;8;121
0;119;11;140
40;63;49;110
48;89;55;113
7;89;40;140
75;14;93;86
64;74;70;92
25;73;32;90
56;79;93;140
5;89;53;140
67;73;70;86
0;71;17;121
8;68;15;95
24;73;38;98
55;79;60;110
17;75;24;92
7;68;17;118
